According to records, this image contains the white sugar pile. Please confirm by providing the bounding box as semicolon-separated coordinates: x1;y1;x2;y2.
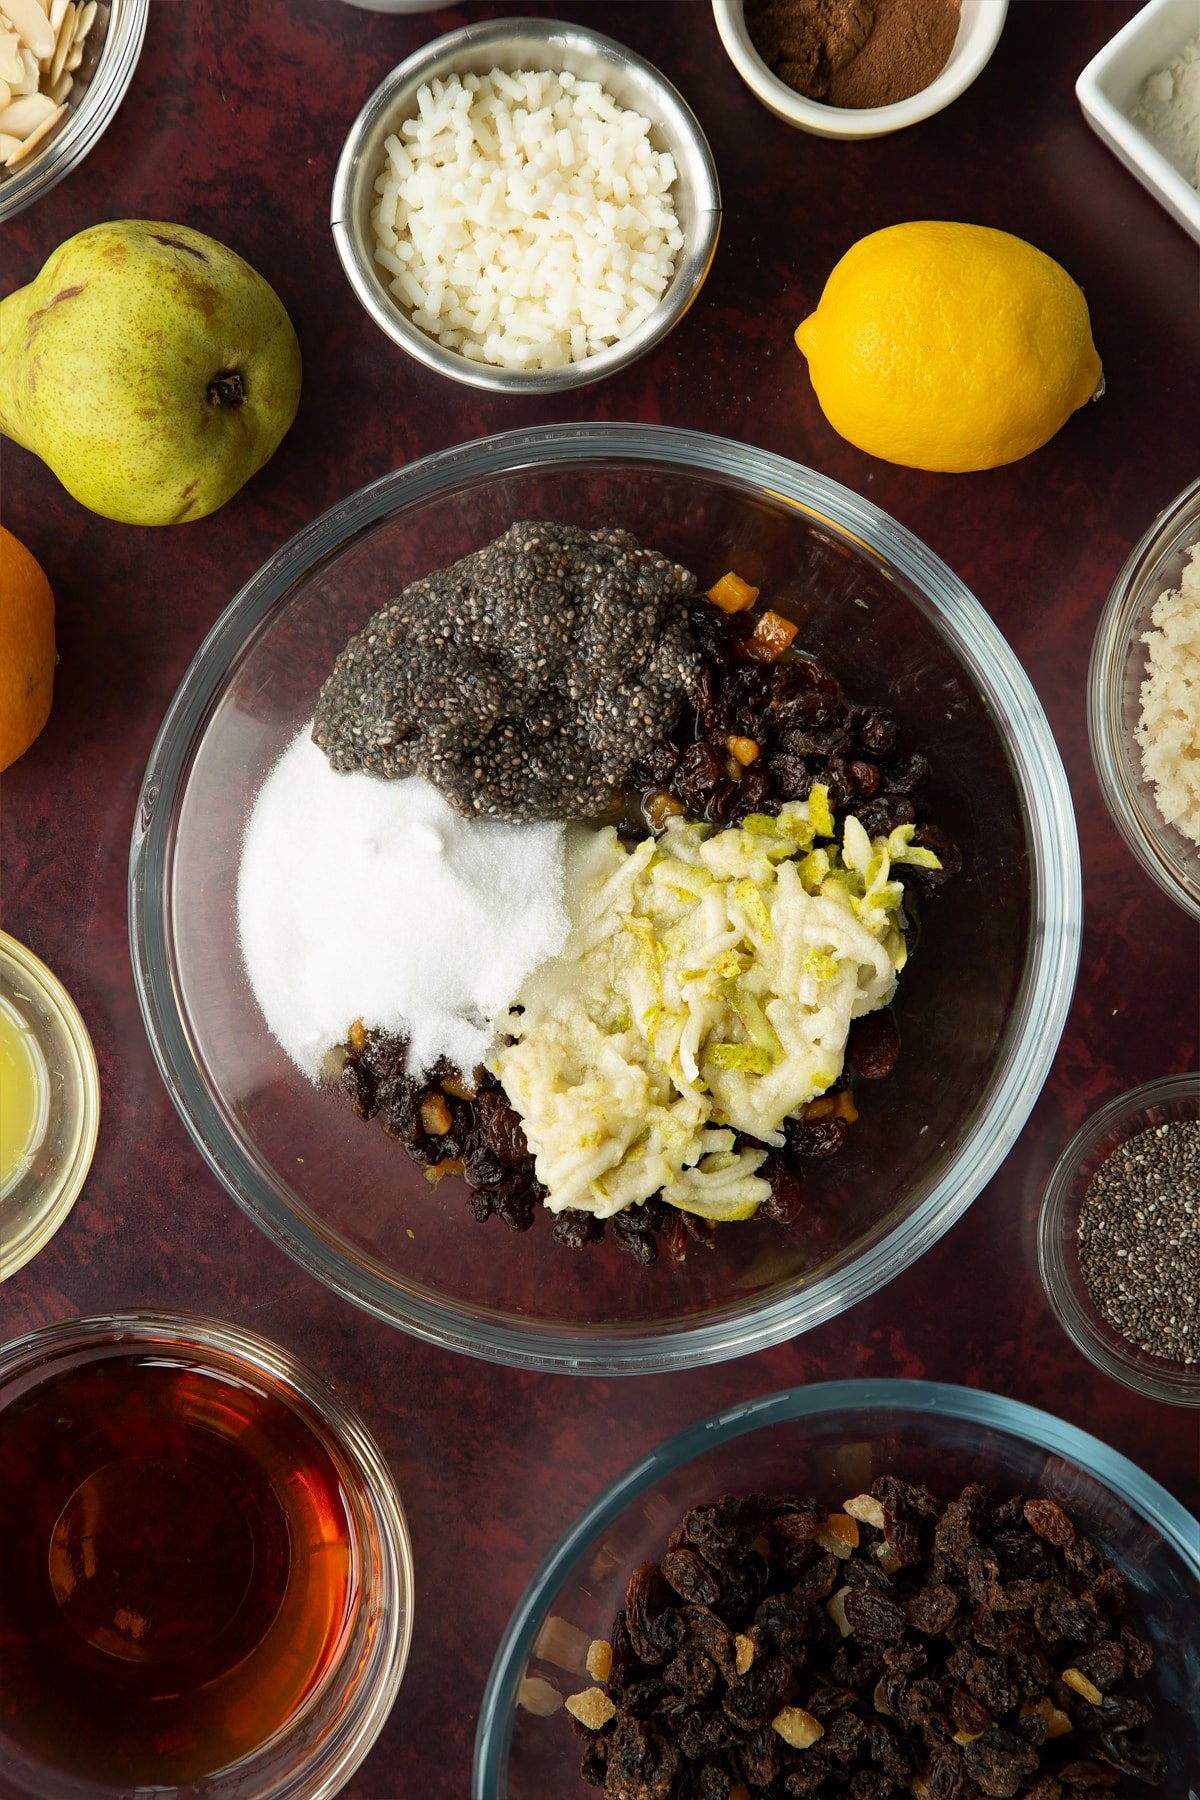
371;67;684;370
237;729;569;1081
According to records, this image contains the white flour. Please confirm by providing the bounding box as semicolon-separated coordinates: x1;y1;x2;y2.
1130;30;1200;190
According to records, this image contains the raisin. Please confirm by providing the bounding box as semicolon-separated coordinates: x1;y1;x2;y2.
1076;1639;1126;1691
735;1720;782;1786
847;1008;901;1079
722;1655;790;1729
772;1503;823;1542
850;1776;899;1800
847;757;882;798
790;1550;839;1602
676;740;727;808
624;1564;683;1666
785;1113;850;1158
1057;1761;1122;1789
663;1549;723;1608
729;762;771;820
578;1738;608;1785
1093;1737;1166;1782
611;1210;659;1265
1091;1566;1127;1613
844;1587;907;1645
553;1208;605;1249
771;656;838;707
962;1728;1039;1797
662;1643;718;1702
753;1592;812;1662
926;1744;968;1800
882;752;931;795
603;1715;681;1800
1023;1498;1076;1548
632;736;681;787
757;1153;805;1223
768;750;816;801
851;707;899;757
1119;1623;1153;1678
951;1688;993;1737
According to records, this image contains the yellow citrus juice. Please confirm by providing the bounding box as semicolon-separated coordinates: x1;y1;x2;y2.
0;994;49;1198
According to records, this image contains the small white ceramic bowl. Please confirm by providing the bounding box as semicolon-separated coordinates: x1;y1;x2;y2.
1077;0;1200;246
711;0;1007;139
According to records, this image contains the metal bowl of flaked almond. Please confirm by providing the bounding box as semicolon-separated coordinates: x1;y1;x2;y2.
0;0;147;220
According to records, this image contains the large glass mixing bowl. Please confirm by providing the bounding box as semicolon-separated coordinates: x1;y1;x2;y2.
129;425;1080;1374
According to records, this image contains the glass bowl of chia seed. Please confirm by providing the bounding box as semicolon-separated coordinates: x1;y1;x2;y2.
475;1382;1200;1797
1038;1071;1200;1408
129;424;1081;1375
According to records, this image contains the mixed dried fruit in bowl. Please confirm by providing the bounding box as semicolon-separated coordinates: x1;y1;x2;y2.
560;1481;1166;1797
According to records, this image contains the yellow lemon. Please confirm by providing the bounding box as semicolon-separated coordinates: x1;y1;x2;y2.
794;222;1103;473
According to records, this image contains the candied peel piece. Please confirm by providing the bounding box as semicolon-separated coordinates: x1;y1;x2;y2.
565;1687;617;1730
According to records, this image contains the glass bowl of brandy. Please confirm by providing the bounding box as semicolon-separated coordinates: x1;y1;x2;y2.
130;423;1081;1375
0;1311;413;1800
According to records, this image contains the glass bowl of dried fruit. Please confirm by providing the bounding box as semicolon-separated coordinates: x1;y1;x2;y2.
0;0;147;220
130;423;1080;1374
474;1381;1200;1797
1038;1071;1200;1409
1088;475;1200;922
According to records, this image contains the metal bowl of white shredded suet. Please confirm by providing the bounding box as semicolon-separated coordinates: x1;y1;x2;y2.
330;16;721;392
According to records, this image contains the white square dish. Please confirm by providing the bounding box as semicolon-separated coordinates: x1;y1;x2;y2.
1077;0;1200;245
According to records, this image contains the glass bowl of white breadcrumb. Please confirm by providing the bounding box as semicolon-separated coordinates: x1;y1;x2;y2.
1089;476;1200;922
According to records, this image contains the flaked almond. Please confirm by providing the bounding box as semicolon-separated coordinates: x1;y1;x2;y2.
585;1638;612;1682
952;1728;985;1744
517;1675;563;1716
771;1705;823;1749
47;3;75;87
2;94;59;158
813;1511;859;1557
533;1613;591;1673
843;1493;886;1530
72;0;95;44
0;0;54;63
873;1676;894;1717
49;0;69;32
565;1687;616;1730
1062;1667;1103;1705
1022;1695;1072;1738
825;1585;852;1637
734;1632;755;1675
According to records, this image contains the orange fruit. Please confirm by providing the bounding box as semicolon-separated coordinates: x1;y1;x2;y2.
0;526;55;773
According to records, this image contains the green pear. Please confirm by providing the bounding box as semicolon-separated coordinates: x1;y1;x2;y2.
0;220;302;526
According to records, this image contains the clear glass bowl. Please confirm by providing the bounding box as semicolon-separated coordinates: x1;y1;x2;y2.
1088;475;1200;920
0;1310;413;1800
474;1380;1200;1797
0;930;100;1282
129;424;1081;1374
0;0;147;221
1038;1072;1200;1407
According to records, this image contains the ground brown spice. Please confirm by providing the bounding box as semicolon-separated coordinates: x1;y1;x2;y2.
744;0;961;109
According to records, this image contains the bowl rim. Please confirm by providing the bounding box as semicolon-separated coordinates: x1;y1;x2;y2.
1037;1070;1200;1408
1087;474;1200;922
0;0;149;223
710;0;1009;138
129;422;1082;1376
0;1307;415;1800
472;1375;1200;1792
330;15;722;393
0;929;100;1281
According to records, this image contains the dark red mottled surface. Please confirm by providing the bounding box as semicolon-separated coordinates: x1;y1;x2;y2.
1;2;1198;1794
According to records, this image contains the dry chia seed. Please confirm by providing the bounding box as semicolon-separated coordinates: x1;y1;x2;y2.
1077;1117;1200;1364
312;521;700;822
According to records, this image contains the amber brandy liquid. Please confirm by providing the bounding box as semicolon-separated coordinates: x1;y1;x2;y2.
0;1349;355;1788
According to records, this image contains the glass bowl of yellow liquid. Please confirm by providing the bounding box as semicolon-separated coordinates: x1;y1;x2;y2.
0;932;100;1280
